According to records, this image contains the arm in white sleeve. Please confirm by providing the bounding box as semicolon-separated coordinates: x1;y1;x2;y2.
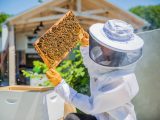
54;79;132;114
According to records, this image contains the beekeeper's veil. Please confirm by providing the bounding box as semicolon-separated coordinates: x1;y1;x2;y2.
89;20;143;68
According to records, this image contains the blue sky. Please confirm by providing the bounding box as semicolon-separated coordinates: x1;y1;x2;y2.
0;0;160;15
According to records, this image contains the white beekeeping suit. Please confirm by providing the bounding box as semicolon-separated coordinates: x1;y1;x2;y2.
54;19;144;120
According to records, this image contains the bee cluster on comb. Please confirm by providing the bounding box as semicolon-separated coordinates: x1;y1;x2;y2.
34;11;85;68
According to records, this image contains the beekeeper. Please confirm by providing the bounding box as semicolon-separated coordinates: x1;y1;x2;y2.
46;19;144;120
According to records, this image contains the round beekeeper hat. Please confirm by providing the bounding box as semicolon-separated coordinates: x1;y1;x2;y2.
89;19;144;52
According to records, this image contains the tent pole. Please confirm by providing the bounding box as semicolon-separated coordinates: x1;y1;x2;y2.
9;25;16;85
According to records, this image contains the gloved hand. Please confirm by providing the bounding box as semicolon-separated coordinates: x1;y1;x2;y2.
81;31;89;47
46;68;62;86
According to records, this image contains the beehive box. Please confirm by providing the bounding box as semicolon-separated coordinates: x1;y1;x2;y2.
0;86;76;120
34;11;85;68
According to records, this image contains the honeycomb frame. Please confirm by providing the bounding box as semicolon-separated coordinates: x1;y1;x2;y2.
34;11;85;68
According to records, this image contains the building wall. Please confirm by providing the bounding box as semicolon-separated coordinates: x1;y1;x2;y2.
134;29;160;120
16;32;28;51
15;32;42;70
0;34;1;81
16;32;38;53
15;32;29;71
0;36;1;66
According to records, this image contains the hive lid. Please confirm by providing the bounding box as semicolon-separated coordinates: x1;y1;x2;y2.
0;85;53;92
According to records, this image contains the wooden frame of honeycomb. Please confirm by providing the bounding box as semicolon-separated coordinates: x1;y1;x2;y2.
34;11;86;68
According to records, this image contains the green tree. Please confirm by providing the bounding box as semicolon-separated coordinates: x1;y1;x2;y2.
130;5;160;30
0;13;10;34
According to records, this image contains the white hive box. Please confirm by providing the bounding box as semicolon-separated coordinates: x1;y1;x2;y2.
0;86;76;120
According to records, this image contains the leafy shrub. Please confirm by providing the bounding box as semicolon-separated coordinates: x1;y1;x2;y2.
57;46;90;95
22;61;53;87
22;61;48;78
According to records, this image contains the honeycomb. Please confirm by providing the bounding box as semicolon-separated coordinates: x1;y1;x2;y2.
34;11;86;68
